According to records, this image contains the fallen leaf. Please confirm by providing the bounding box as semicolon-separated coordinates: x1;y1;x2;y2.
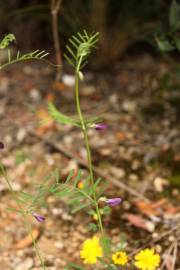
123;213;155;232
36;108;56;134
14;229;40;249
45;93;55;102
116;132;126;141
134;199;167;217
52;82;69;91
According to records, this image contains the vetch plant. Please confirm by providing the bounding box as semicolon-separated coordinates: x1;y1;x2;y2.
48;30;161;270
0;33;49;69
0;31;161;270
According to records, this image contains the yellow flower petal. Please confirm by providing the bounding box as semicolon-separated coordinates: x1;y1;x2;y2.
80;236;103;264
112;251;128;266
134;248;161;270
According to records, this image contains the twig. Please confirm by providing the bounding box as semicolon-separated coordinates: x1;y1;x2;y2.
28;130;149;202
172;239;178;270
160;242;174;270
50;0;62;81
130;223;180;257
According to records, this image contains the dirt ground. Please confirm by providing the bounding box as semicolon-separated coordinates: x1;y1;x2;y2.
0;53;180;269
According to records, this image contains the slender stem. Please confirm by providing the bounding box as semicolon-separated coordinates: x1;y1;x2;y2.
0;165;46;270
75;71;104;237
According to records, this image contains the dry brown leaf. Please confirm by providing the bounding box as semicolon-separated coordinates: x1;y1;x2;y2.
52;82;69;92
36;108;56;134
116;132;126;141
134;199;168;217
134;201;159;216
14;229;40;249
123;213;155;232
45;93;55;102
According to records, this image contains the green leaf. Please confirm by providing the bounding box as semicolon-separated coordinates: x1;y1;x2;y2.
0;34;16;49
101;205;111;216
100;235;111;255
67;263;85;270
88;222;98;232
73;170;82;186
51;168;60;183
48;103;79;127
66;169;75;183
174;36;180;50
155;36;174;51
55;187;72;198
18;191;34;202
71;202;90;213
169;0;180;31
6;207;22;213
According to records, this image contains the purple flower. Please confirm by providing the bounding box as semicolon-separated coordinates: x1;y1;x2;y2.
32;212;45;222
106;198;122;206
0;142;4;149
95;123;107;130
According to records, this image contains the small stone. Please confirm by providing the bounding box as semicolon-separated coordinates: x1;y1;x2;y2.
81;85;96;96
129;173;139;181
16;128;26;142
29;88;41;101
155;245;162;253
54;241;64;249
131;160;141;170
172;189;179;196
15;258;34;270
122;100;136;113
154;177;169;192
100;148;112;156
110;167;125;179
51;208;63;216
168;235;175;242
62;74;75;86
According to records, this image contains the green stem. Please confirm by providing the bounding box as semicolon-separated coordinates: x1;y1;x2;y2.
75;71;104;237
0;164;46;270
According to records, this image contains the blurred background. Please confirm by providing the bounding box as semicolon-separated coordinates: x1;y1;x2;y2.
0;0;172;68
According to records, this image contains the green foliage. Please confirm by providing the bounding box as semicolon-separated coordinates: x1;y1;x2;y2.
48;102;80;127
169;0;180;32
48;102;102;129
88;222;98;232
66;263;85;270
0;33;49;69
64;30;99;72
51;169;106;214
15;150;31;165
0;33;15;49
100;235;111;255
156;0;180;52
0;49;49;69
169;174;180;188
155;36;174;52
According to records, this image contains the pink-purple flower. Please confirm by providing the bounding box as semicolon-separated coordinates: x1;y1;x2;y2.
94;123;107;130
32;212;45;222
106;198;122;206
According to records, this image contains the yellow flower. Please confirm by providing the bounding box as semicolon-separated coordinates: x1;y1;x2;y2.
112;251;128;265
80;236;103;264
134;248;161;270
